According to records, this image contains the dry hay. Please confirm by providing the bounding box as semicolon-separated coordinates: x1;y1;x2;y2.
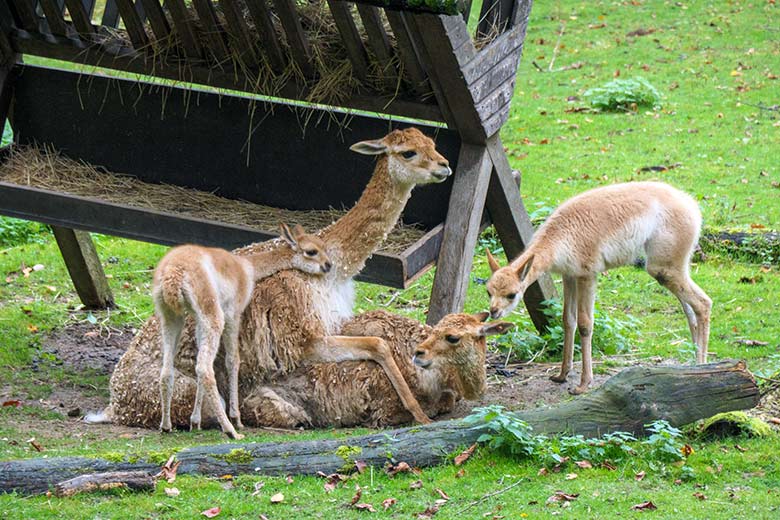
0;145;426;255
103;1;415;105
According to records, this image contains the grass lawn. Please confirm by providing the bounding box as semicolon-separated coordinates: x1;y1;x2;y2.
1;0;779;518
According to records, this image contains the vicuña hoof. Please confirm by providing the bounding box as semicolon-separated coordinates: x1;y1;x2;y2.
569;384;590;395
550;373;568;383
415;414;433;425
227;431;245;440
160;426;172;434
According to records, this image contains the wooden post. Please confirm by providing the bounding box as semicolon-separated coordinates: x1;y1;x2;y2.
485;136;555;332
51;226;115;309
427;143;492;325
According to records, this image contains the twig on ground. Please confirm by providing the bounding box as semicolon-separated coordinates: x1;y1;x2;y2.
454;478;525;514
548;23;566;71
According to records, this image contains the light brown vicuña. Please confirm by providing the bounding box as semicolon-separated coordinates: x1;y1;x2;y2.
154;223;331;439
486;181;712;394
101;128;451;428
241;310;513;428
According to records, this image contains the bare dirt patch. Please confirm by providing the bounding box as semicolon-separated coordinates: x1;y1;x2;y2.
41;322;135;375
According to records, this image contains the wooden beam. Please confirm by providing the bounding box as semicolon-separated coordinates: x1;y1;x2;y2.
38;0;69;37
138;0;170;41
352;0;466;16
356;4;399;88
243;0;285;72
114;0;149;49
219;0;258;66
427;142;492;324
191;0;229;61
484;135;555;332
384;11;428;96
272;0;315;77
50;226;115;309
101;0;120;27
327;0;369;81
164;0;202;58
63;0;95;39
9;0;40;32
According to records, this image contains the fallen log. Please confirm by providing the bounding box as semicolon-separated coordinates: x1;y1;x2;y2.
54;470;155;497
0;361;758;495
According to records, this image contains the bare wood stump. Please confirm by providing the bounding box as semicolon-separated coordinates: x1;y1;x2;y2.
0;361;757;495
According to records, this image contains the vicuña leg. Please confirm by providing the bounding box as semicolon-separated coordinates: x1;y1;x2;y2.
571;276;597;395
222;315;243;430
159;312;184;433
551;275;578;383
307;336;431;424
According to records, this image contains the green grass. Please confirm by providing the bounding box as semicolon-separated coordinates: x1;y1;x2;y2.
1;0;779;518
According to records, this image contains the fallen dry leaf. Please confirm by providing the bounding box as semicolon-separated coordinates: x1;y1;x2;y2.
201;507;221;518
382;497;397;510
354;460;368;474
28;439;44;452
454;443;477;466
319;472;348;493
735;444;747;453
547;491;579;504
286;475;294;484
409;480;423;490
354;503;376;512
416;504;440;519
681;444;695;457
155;455;181;484
574;460;593;469
601;461;617;471
455;468;465;478
693;491;707;501
435;488;450;501
2;400;21;408
768;417;780;425
251;481;265;496
565;473;578;480
632;501;657;511
551;457;570;472
386;461;411;477
164;487;180;497
538;467;549;476
349;485;362;506
635;471;646;481
270;492;284;504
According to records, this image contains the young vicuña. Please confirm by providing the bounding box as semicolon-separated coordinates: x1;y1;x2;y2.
486;181;711;394
154;223;331;439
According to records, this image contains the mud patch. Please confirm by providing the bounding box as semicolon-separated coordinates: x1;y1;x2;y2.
41;323;135;374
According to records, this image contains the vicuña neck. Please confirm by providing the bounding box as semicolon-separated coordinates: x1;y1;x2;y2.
246;248;295;281
323;157;412;280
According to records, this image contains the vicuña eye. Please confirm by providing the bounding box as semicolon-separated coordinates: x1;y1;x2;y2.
305;250;318;256
401;150;417;159
445;335;460;344
506;293;517;300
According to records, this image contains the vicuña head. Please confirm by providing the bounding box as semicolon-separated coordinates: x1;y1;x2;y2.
485;249;536;319
350;127;451;186
279;222;332;275
413;312;513;400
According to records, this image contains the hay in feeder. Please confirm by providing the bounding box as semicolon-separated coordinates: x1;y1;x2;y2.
0;145;426;255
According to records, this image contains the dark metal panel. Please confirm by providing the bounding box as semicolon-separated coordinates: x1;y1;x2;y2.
10;64;460;230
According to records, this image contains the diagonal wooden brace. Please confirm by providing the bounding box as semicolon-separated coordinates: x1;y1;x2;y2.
51;226;115;309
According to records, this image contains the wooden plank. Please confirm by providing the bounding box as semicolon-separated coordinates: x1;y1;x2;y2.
462;23;524;84
272;0;314;77
481;99;511;138
9;0;39;31
384;10;428;96
412;13;484;142
101;0;120;27
63;0;94;38
164;0;201;58
219;0;258;66
243;0;285;72
0;182;411;288
50;226;115;309
191;0;229;60
138;0;169;41
10;35;445;121
467;50;518;102
512;0;533;27
476;0;510;39
133;0;145;22
484;135;555;332
352;0;465;16
113;0;148;48
83;0;96;19
401;223;443;285
39;0;69;36
427;143;492;324
356;4;398;87
474;75;514;122
327;0;369;81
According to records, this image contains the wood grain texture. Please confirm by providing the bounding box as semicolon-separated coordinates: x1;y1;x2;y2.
327;0;369;81
113;0;149;48
39;0;68;36
165;0;202;58
63;0;95;38
54;471;155;497
243;0;285;71
272;0;314;77
138;0;170;41
50;226;115;309
0;361;757;495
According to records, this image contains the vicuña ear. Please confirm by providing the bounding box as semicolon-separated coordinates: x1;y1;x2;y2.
486;248;501;273
292;223;306;240
517;255;535;282
350;139;388;155
279;223;298;249
479;321;515;337
473;311;490;323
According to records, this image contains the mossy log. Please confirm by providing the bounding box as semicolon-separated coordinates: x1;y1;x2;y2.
54;471;155;497
0;361;758;495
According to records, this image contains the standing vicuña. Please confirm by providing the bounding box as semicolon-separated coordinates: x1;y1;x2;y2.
486;181;712;394
154;223;331;439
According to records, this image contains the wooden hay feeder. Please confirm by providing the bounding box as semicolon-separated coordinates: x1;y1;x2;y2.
0;0;555;327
